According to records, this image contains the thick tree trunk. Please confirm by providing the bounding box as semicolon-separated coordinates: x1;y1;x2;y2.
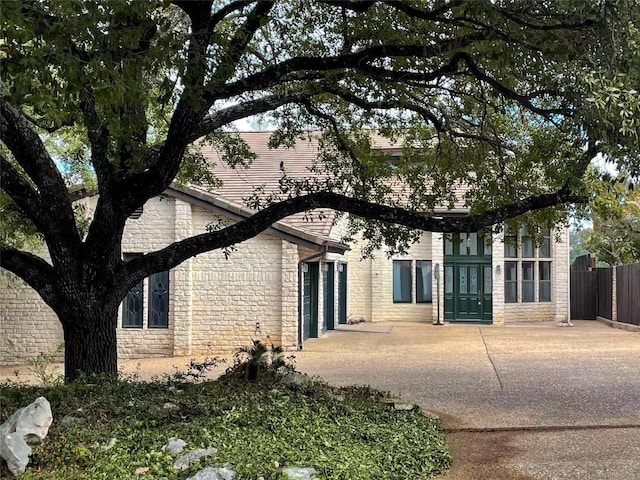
61;306;119;382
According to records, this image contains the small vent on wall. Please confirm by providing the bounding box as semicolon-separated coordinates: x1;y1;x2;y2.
129;206;144;219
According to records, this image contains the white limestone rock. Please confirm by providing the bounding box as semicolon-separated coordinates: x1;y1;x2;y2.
163;437;187;455
185;466;236;480
282;466;318;480
0;397;53;475
173;447;218;470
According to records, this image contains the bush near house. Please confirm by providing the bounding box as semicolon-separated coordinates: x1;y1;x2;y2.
0;370;450;479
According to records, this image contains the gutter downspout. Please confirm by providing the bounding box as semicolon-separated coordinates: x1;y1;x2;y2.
297;244;330;350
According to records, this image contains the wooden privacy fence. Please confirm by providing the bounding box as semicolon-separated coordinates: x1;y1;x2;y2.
570;268;612;320
617;264;640;325
570;263;640;325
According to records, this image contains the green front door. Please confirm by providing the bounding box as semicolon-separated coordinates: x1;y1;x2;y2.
444;233;493;323
303;263;319;339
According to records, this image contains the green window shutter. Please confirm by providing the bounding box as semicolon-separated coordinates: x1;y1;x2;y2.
149;271;169;328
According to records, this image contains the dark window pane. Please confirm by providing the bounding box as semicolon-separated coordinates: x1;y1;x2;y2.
539;261;551;280
483;236;492;256
484;265;492;293
416;261;432;303
459;266;468;294
539;229;551;257
122;253;143;328
445;266;454;294
523;261;534;281
539;261;551;302
393;260;412;303
505;283;518;303
459;233;468;256
468;233;478;256
521;226;534;258
445;235;454;256
504;227;517;258
505;261;518;303
123;280;143;328
149;271;169;328
505;261;518;281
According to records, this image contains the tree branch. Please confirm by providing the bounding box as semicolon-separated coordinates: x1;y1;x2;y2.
124;186;588;281
0;153;46;229
0;244;56;304
207;0;275;90
0;95;81;247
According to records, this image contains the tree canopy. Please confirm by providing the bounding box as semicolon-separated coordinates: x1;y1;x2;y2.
577;169;640;266
2;0;640;379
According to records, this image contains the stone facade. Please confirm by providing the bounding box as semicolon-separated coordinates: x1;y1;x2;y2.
0;189;570;366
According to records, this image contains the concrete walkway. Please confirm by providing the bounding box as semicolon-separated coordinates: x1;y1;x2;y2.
293;320;640;479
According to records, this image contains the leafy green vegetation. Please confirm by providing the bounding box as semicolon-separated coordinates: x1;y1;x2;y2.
0;372;450;479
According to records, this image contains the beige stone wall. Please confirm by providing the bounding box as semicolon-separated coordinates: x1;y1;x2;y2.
189;206;289;354
0;267;64;366
341;240;373;322
372;233;433;322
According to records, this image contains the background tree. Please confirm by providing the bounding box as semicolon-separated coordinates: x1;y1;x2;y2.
577;169;640;266
1;0;640;380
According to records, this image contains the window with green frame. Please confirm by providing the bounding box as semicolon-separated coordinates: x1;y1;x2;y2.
445;233;491;257
393;260;412;303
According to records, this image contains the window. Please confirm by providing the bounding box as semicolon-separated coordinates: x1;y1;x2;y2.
539;262;552;302
393;260;412;303
504;227;518;258
503;225;553;303
121;254;170;329
539;229;551;258
122;254;143;328
521;226;534;258
505;261;518;303
148;271;170;328
445;232;490;257
522;261;535;302
416;261;432;303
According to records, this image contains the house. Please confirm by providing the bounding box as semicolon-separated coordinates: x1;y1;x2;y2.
0;133;569;365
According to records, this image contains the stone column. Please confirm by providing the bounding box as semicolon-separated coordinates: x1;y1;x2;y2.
280;241;300;350
492;232;505;326
172;199;193;356
432;233;445;324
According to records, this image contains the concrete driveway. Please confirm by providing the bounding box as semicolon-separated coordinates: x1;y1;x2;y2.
2;320;639;478
294;320;640;480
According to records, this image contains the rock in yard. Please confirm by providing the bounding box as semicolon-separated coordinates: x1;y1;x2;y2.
173;448;218;470
185;466;236;480
393;402;419;412
282;466;317;480
280;373;312;386
0;397;53;475
163;402;179;410
163;437;187;455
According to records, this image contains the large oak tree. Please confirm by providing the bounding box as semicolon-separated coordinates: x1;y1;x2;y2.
1;0;639;380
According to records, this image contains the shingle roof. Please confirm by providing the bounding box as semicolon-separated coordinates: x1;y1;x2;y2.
197;131;471;237
199;132;337;235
